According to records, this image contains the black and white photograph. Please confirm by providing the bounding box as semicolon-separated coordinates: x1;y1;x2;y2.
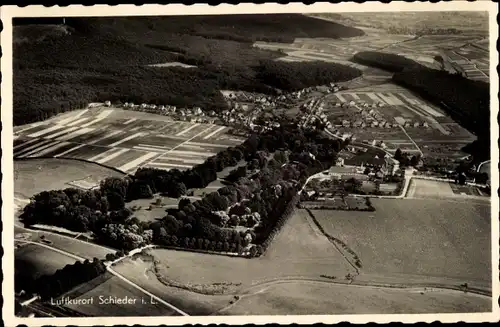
1;2;498;325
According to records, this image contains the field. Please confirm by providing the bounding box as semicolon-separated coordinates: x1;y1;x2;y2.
13;108;243;174
14;157;124;199
223;281;491;315
62;272;181;316
105;209;354;314
312;198;491;290
406;179;489;200
15;225;115;260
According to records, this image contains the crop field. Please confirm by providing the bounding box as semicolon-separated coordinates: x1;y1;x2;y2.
312;198;491;290
406;179;489;200
15;242;79;282
13;107;243;174
63;272;182;316
223;281;491;315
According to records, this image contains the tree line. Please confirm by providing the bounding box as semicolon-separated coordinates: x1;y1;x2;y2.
24;258;106;300
20;122;348;256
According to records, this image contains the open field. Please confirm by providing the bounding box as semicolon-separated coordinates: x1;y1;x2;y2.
312;198;491;290
222;280;491;315
15;242;79;283
14;108;243;174
63;272;181;316
14;158;124;198
406;179;489;200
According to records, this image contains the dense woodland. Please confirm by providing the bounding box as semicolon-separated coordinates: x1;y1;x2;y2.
14;16;364;125
351;51;421;72
20;123;348;256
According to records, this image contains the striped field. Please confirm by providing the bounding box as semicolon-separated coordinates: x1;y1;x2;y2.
13;108;244;174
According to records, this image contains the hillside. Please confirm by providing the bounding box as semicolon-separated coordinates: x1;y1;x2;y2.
13;15;364;126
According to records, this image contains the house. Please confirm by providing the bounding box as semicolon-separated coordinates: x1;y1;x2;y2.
414;122;420;128
423;122;429;128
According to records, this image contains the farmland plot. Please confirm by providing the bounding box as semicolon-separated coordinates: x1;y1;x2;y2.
312;198;491;290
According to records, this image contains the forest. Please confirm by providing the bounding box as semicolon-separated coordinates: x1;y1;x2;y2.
20;122;348;257
14;15;364;125
351;51;421;72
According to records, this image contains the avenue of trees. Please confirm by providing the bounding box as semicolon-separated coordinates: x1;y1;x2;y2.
20;123;348;256
14;16;364;125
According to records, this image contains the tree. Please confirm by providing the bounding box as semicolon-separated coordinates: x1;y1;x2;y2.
107;191;125;211
178;198;191;210
395;148;403;161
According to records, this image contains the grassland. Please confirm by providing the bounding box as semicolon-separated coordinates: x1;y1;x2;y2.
312;198;491;290
222;281;491;315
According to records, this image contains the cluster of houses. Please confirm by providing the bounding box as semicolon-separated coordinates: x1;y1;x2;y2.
118;102;218;124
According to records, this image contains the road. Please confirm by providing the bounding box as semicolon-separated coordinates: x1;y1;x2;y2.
399;126;423;156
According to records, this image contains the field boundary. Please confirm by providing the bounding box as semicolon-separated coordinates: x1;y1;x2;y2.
304;208;361;274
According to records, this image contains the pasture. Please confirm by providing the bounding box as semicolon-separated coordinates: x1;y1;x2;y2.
312;198;491;290
13;107;243;174
222;280;491;315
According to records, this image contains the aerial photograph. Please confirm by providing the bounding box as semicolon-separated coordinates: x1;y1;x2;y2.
11;9;492;318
